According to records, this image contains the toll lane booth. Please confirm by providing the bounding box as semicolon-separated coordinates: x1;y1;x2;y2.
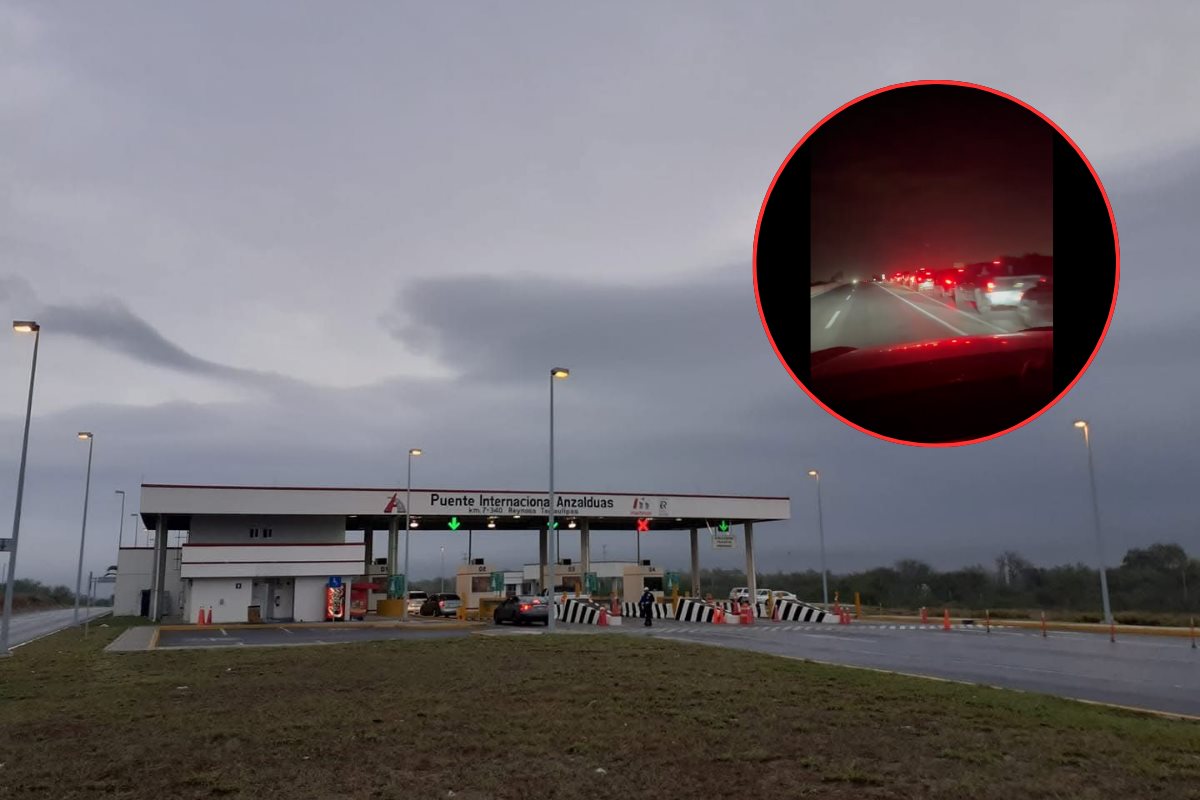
456;559;498;612
552;560;585;595
622;562;664;604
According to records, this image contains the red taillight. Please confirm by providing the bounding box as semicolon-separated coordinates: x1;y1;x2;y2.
986;281;995;292
439;600;445;608
519;603;530;612
1040;277;1048;283
944;278;952;284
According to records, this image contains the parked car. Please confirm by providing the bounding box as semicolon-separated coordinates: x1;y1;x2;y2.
772;590;798;603
493;595;550;626
406;590;428;616
420;592;461;618
755;588;772;604
729;587;750;602
1017;281;1053;328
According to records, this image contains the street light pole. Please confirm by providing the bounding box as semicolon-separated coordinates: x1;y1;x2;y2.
547;367;570;633
440;546;445;593
114;490;126;551
807;469;829;607
1074;420;1113;625
404;448;421;620
2;321;40;656
73;432;95;625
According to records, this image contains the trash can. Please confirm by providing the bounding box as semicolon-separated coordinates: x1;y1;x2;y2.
247;605;262;624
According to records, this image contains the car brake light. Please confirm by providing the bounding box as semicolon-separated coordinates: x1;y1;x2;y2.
519;603;530;612
1040;277;1047;283
944;278;952;284
986;281;995;291
439;599;445;607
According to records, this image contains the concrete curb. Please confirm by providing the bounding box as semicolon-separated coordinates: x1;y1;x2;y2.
157;620;483;633
862;615;1198;639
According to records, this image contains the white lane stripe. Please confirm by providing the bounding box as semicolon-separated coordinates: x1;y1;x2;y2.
825;309;842;329
874;282;970;335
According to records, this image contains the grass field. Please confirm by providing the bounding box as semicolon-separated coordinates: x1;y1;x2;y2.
1;617;1198;799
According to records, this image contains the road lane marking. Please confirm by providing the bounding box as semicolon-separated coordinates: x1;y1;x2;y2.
281;628;293;635
825;309;842;329
874;283;969;335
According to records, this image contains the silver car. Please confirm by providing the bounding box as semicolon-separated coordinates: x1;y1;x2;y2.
1017;282;1053;328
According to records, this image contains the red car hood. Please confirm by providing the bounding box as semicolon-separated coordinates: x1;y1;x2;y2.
808;330;1054;444
812;330;1052;376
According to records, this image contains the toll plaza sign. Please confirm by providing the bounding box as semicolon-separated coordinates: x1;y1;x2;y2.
424;492;619;517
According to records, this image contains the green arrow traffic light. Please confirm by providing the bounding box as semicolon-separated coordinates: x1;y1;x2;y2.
448;517;461;531
550;521;559;529
718;520;729;532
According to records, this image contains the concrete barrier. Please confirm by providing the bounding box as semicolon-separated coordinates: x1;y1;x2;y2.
556;598;615;625
810;282;843;298
675;598;724;623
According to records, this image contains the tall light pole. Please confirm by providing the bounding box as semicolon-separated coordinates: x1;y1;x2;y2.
807;469;829;606
114;490;126;551
131;513;141;546
1074;420;1113;625
1;321;40;656
73;432;95;624
547;367;569;632
403;448;422;620
440;546;445;593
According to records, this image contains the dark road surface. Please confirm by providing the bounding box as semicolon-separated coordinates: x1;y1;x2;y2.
811;281;1028;353
632;620;1200;717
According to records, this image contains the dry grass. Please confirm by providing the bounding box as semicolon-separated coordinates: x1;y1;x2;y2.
1;617;1198;799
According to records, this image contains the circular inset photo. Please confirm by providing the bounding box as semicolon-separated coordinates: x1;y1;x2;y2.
754;81;1118;446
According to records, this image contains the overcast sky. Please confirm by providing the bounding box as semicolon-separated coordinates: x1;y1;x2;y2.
2;2;1199;589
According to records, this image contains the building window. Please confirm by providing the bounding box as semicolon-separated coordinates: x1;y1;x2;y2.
263;528;273;538
249;528;259;538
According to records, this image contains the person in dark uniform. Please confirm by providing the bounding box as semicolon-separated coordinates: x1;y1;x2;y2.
639;586;655;627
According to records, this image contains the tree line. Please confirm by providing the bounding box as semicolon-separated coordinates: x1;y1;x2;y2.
683;542;1200;616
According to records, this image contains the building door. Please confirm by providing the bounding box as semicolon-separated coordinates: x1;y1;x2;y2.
269;579;295;621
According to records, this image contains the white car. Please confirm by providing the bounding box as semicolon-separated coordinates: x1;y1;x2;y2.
406;591;428;615
755;589;772;604
772;591;797;603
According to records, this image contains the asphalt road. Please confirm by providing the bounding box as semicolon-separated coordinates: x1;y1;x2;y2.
7;607;112;649
156;624;470;649
617;619;1200;717
811;281;1026;353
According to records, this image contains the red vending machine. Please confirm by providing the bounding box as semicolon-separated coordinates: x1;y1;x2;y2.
325;577;347;622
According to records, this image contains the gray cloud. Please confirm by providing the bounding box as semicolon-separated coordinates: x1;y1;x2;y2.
1;2;1198;591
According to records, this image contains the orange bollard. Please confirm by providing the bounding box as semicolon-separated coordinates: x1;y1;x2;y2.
206;607;213;626
197;607;205;626
942;608;951;631
1040;611;1047;638
920;607;928;625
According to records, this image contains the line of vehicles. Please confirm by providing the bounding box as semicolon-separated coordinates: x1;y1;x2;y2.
882;256;1053;328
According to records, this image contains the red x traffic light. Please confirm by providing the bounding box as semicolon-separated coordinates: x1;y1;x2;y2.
636;518;650;532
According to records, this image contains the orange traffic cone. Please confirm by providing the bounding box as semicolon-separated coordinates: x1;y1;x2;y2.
942;608;951;631
920;606;928;624
598;609;609;626
196;607;205;626
206;607;213;626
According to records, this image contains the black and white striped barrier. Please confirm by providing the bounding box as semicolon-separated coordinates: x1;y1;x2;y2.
674;598;724;623
555;598;618;625
717;601;769;617
774;599;837;623
620;602;674;619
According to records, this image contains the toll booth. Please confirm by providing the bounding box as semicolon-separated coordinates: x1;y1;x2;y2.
456;559;498;611
365;559;389;612
621;562;664;604
552;560;586;596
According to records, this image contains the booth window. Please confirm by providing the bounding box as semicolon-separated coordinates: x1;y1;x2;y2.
471;576;490;593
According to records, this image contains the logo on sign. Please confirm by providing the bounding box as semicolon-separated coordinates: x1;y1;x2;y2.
631;497;650;512
384;493;399;513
